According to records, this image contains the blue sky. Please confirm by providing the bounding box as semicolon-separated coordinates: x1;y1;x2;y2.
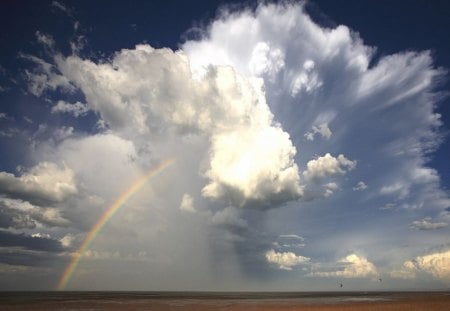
0;0;449;291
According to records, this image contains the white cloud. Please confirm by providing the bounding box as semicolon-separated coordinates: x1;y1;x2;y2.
182;1;448;215
31;233;51;239
380;181;410;199
414;250;450;279
60;234;75;248
392;250;450;280
249;41;285;78
291;60;322;96
21;54;74;96
353;181;368;191
51;100;89;117
179;193;196;213
265;249;310;270
0;162;77;206
203;126;302;207
410;218;447;230
55;44;302;208
390;261;417;279
303;153;356;182
312;254;377;278
323;182;338;198
304;123;332;141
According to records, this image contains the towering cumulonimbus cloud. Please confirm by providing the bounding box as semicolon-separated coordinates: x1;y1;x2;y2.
54;44;303;208
182;1;448;213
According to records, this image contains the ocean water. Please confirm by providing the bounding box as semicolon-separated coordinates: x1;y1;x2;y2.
0;291;447;310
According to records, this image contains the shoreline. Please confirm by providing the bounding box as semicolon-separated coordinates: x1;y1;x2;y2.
1;291;450;310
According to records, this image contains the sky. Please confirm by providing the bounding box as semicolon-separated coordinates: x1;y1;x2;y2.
0;0;449;291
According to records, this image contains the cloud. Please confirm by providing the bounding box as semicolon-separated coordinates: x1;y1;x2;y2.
203;125;302;207
276;234;305;248
0;162;77;206
0;230;63;253
380;181;410;199
391;250;450;280
312;254;378;278
291;59;322;96
211;206;247;228
10;1;450;289
390;260;418;279
47;132;144;217
51;1;72;16
0;198;69;229
20;54;74;96
279;234;304;240
51;100;89;117
59;234;74;248
0;202;36;229
412;250;450;279
353;181;368;191
303;153;356;182
410;218;447;230
305;123;332;141
380;203;396;210
35;31;55;49
301;154;355;199
54;44;302;208
179;193;196;213
265;249;310;270
248;41;285;78
53;126;75;141
182;1;448;214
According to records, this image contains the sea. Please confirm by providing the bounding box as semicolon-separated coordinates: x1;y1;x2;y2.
0;291;448;310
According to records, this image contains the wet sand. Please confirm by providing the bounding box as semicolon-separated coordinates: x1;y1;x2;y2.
1;292;449;311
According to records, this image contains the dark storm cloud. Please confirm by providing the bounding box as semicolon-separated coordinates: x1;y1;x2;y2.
0;206;36;229
0;247;61;267
0;199;69;229
0;230;64;253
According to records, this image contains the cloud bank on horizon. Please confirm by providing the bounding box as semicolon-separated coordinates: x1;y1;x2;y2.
0;1;449;290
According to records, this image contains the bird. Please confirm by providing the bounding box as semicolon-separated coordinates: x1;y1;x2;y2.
379;278;382;282
339;282;343;288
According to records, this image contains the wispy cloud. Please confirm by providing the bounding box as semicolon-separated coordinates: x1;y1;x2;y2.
410;218;447;230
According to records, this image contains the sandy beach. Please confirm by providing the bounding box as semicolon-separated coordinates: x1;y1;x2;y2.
1;292;449;311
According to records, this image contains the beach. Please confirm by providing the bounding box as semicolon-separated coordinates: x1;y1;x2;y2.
1;292;449;311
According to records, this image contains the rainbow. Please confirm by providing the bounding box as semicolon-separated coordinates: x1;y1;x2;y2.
57;159;174;290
